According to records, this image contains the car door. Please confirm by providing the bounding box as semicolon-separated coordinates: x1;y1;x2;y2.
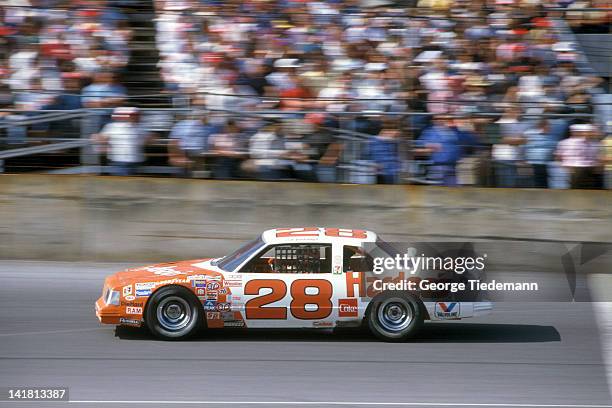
233;242;348;329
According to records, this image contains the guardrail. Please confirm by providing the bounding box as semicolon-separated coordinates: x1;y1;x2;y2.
0;106;608;189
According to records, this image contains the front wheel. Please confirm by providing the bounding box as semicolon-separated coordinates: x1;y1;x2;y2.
367;292;423;342
145;285;202;340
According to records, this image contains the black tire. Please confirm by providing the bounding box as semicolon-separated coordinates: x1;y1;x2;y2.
145;285;202;340
367;292;423;342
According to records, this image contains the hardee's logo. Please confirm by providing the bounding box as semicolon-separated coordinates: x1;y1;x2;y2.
338;298;358;317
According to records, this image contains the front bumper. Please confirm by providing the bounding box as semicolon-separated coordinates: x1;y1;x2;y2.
95;297;124;325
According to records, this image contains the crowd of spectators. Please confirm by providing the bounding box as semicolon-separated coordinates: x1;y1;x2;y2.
0;0;132;143
0;0;610;188
563;0;611;33
149;0;609;188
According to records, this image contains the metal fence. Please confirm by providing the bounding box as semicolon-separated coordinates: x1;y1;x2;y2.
0;105;609;189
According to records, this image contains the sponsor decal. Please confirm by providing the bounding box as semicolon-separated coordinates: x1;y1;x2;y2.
136;289;152;297
207;275;222;281
135;282;156;290
126;306;142;314
196;288;206;295
218;288;228;295
224;280;242;288
197;296;206;302
216;302;231;312
313;321;334;328
221;312;234;320
333;265;342;275
204;300;216;311
122;285;133;297
155;278;187;286
338;298;358;317
134;279;187;298
119;318;140;325
147;266;184;276
121;301;143;307
225;274;242;280
224;320;245;328
188;275;208;280
206;291;218;301
206;311;221;320
206;281;220;291
124;295;136;301
193;280;207;288
434;302;460;319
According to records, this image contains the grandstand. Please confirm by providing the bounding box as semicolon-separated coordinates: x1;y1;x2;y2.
0;0;610;188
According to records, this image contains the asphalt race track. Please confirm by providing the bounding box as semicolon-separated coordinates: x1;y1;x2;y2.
0;261;610;408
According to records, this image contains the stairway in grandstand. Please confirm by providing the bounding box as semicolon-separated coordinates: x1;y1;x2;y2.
118;0;169;108
552;17;611;134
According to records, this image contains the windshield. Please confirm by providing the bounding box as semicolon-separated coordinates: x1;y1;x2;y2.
216;236;266;272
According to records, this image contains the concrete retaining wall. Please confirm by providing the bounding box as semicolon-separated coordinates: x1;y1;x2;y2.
0;175;610;262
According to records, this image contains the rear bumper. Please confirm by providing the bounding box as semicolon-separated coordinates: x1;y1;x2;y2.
473;301;493;316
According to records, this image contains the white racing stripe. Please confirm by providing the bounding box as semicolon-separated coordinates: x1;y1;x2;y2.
67;401;612;407
593;301;612;397
589;273;612;398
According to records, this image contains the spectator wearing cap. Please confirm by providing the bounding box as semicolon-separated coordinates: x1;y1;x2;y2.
523;119;559;188
52;72;83;111
168;111;221;177
368;119;402;184
281;119;318;182
46;72;84;137
415;114;477;186
304;113;343;183
267;58;301;92
81;71;126;134
6;76;54;145
247;120;287;180
208;119;248;179
237;59;269;97
93;107;151;176
81;72;126;109
555;123;601;189
491;107;530;187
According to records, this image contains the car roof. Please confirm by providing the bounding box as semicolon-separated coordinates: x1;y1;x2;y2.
261;227;377;245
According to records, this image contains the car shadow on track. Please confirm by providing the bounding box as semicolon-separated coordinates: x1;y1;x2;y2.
115;323;560;343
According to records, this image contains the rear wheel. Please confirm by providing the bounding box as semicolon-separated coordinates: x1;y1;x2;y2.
367;292;423;342
145;286;202;340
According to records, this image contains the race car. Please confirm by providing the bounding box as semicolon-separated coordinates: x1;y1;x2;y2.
95;227;492;342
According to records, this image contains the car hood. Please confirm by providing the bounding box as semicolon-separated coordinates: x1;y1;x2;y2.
112;259;221;285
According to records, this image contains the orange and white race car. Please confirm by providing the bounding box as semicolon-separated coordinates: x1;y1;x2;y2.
96;227;492;342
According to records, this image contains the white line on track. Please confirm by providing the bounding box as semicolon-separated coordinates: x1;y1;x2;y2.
67;401;612;407
0;327;107;337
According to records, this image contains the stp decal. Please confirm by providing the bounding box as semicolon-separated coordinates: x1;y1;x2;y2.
206;281;220;291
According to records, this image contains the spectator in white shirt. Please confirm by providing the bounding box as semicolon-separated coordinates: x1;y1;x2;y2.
555;123;601;189
93;107;151;176
248;120;286;180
